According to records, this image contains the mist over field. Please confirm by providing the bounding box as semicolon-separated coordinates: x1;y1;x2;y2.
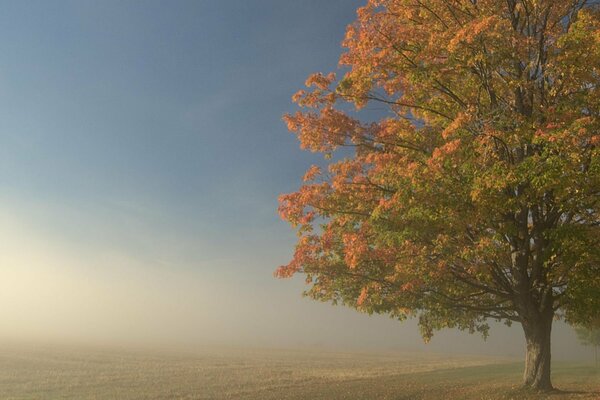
0;198;590;362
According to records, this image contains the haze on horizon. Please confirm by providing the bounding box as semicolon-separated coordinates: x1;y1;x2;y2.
0;0;591;362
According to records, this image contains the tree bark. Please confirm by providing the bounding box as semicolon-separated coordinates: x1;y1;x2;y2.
521;312;553;391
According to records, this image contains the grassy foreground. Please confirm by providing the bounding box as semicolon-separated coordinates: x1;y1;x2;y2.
0;345;597;399
289;362;600;400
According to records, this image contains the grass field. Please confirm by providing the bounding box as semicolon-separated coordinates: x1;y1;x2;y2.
0;344;597;399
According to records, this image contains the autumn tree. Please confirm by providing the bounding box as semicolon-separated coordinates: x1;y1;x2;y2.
277;0;600;391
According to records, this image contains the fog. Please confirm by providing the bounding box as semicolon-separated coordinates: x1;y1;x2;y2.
0;198;591;363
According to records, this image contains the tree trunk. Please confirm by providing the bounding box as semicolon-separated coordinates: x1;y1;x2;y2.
521;313;553;391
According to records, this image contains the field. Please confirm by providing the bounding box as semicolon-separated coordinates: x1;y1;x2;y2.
0;344;597;399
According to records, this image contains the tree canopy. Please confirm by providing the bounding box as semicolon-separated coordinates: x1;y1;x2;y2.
277;0;600;391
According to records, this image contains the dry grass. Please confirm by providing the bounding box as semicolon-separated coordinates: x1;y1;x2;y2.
0;344;596;399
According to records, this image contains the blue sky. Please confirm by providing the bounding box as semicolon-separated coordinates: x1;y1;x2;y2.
0;0;589;359
0;0;357;222
0;0;360;276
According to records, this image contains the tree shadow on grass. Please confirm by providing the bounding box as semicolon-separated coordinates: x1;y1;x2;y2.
504;386;600;399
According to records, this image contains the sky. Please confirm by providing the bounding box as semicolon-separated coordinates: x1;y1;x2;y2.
0;0;591;361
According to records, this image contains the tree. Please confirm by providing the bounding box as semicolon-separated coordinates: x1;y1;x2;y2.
575;318;600;367
276;0;600;392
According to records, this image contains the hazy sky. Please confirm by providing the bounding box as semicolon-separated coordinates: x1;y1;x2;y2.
0;0;590;360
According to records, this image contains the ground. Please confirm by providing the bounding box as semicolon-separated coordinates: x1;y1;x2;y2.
0;344;597;399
